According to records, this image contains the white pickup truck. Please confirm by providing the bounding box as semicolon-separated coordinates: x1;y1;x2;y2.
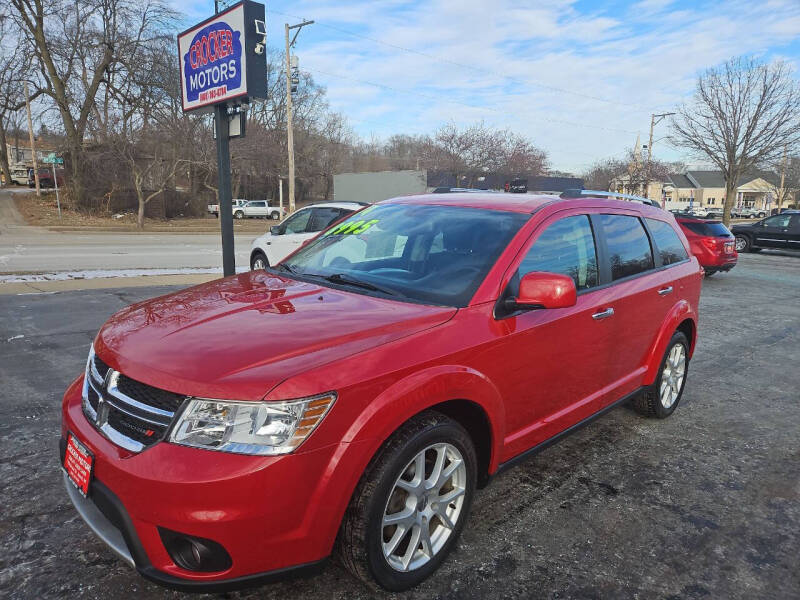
234;200;285;220
207;198;248;217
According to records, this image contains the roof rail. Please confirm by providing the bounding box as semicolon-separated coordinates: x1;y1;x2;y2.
560;189;661;208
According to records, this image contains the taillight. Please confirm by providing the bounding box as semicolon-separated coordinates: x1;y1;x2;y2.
700;237;721;251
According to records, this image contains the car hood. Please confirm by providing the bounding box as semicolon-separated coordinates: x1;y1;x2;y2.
95;272;456;401
730;223;755;232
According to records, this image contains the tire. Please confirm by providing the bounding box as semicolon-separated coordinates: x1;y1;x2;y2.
338;411;477;592
703;269;716;277
633;331;689;419
234;210;244;219
250;251;268;270
270;211;280;220
734;234;751;253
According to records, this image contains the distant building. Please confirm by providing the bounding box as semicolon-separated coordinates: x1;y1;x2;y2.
612;169;789;211
334;170;427;203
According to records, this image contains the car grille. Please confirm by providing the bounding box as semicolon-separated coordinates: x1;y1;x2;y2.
82;351;187;453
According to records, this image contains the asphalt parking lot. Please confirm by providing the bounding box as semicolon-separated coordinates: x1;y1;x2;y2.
1;251;798;600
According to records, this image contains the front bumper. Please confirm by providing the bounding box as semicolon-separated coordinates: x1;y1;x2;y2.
60;377;340;590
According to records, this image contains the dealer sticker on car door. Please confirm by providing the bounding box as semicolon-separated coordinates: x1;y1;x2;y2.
64;433;94;497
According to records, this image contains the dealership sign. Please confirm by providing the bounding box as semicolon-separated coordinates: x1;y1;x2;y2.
177;1;266;112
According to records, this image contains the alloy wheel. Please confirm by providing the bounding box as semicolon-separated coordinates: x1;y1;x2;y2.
252;256;267;270
381;443;467;573
735;236;747;252
660;343;686;409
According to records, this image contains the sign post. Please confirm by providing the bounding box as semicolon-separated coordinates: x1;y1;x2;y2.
43;153;64;220
177;0;267;276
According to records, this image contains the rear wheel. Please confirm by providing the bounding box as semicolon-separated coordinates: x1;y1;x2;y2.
634;331;689;418
270;211;280;220
338;411;476;591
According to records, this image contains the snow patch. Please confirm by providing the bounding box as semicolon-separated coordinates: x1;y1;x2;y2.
6;334;24;341
0;267;248;283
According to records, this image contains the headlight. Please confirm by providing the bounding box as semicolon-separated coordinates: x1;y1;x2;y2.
168;392;336;456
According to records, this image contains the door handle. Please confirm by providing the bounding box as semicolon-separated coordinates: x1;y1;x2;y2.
592;308;614;320
658;286;673;296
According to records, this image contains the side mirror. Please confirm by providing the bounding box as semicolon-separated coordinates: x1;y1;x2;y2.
270;225;282;235
507;272;577;311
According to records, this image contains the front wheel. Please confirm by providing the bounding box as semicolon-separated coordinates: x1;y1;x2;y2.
250;251;268;270
734;235;751;253
338;411;476;591
234;210;244;219
634;331;689;418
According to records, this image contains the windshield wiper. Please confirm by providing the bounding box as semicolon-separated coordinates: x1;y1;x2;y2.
321;273;403;297
274;263;297;274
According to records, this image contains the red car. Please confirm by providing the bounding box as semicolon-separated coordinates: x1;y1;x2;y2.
62;194;702;592
675;216;737;276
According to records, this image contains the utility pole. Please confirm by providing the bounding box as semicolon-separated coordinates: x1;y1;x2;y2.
778;144;788;210
645;112;675;199
285;19;313;215
24;82;40;197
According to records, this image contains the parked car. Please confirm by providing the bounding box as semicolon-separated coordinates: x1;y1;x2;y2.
249;202;366;269
234;200;285;220
732;207;767;219
10;165;30;186
676;217;737;276
509;178;527;193
731;213;800;252
207;198;248;217
28;167;64;188
62;193;701;592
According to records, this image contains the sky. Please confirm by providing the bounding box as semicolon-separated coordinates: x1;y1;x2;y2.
178;0;800;174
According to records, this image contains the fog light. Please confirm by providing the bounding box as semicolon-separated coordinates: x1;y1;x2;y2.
158;528;232;572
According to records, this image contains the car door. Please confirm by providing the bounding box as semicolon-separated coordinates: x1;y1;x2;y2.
752;214;793;248
489;213;613;458
786;215;800;250
591;212;687;404
248;201;268;218
267;208;313;263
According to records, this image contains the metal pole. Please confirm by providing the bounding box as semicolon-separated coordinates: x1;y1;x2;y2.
24;82;40;197
285;24;295;215
279;177;283;215
52;162;61;219
215;104;235;276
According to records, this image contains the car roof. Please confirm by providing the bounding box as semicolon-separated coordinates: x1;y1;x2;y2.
304;201;367;210
382;192;667;215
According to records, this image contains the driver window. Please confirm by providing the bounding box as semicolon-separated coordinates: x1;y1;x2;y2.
763;215;791;228
283;209;312;234
518;215;599;290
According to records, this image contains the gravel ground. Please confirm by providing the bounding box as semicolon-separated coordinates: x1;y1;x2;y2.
1;250;798;600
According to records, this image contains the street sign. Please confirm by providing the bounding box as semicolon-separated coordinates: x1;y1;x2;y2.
177;0;267;113
42;153;64;165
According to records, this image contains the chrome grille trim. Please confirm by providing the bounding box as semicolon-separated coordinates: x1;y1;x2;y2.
81;347;187;453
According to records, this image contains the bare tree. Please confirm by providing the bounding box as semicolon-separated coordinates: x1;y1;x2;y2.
671;57;800;224
10;0;173;205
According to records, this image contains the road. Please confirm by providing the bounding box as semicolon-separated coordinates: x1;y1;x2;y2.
1;251;798;599
0;190;255;273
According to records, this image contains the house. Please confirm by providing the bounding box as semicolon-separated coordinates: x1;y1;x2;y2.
660;171;782;210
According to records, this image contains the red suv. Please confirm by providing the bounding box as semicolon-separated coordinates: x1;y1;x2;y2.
62;194;702;592
675;216;737;276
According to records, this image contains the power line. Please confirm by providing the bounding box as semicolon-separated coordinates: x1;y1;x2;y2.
308;66;641;136
269;8;654;113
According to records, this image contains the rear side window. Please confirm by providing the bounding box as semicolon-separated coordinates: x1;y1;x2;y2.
519;215;598;290
308;207;343;231
646;219;689;265
597;214;654;280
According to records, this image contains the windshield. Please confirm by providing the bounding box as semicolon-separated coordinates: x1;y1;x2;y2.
279;203;529;307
